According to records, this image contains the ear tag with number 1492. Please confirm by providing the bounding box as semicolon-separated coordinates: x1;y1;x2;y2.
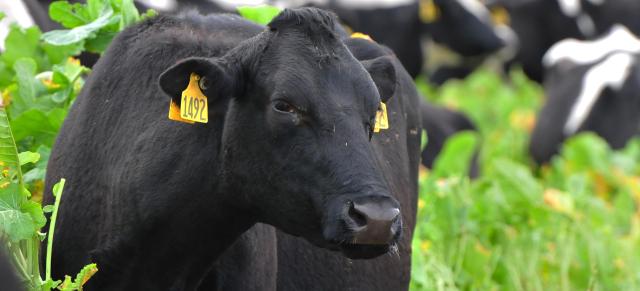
179;73;208;123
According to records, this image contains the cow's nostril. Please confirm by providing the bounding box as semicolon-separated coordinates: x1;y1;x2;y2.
348;202;368;228
346;198;401;245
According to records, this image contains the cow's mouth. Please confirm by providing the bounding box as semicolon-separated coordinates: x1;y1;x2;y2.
337;242;393;259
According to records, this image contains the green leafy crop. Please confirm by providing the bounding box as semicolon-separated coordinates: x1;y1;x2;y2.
0;0;150;290
411;70;640;291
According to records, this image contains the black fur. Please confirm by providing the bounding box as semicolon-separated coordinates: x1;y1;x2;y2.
0;246;23;291
44;8;405;290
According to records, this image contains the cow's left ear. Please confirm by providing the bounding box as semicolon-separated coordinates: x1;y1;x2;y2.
158;57;238;103
362;56;396;103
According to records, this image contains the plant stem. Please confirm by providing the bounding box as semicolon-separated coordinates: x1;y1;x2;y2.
45;178;65;282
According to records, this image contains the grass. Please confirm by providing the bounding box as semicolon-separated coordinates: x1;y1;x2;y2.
410;69;640;290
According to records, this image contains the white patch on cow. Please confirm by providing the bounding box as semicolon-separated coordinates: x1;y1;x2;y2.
0;0;35;51
455;0;492;23
494;24;520;61
212;0;272;10
543;25;640;67
557;0;581;17
563;52;636;135
135;0;177;11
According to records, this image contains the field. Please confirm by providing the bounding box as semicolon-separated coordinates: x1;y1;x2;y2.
0;1;639;290
411;71;640;290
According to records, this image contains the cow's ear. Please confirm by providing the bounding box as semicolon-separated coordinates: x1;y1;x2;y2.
362;56;396;103
159;57;237;103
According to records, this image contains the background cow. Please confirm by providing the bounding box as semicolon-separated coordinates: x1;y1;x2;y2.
530;25;640;164
488;0;640;83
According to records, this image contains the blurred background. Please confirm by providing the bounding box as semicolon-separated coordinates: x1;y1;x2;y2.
1;0;640;290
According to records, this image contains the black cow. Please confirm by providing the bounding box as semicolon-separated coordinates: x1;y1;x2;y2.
270;36;421;291
197;29;422;291
420;101;479;177
530;25;640;164
44;8;406;290
0;246;23;291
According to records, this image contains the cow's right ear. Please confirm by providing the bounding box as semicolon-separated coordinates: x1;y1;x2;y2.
159;57;237;103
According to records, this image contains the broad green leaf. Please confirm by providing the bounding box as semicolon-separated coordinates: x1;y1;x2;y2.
119;0;140;28
18;151;40;166
13;58;38;101
432;131;479;178
1;25;43;67
42;8;116;46
237;5;282;25
0;208;35;242
10;108;67;148
49;1;92;28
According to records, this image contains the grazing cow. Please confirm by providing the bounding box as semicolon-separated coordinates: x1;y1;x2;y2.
420;101;479;177
530;25;640;164
0;246;23;291
488;0;640;82
44;8;405;290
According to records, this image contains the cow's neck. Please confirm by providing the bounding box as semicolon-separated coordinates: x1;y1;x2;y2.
90;114;256;290
91;199;255;290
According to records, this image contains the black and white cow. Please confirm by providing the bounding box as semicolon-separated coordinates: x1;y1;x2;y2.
530;25;640;164
488;0;640;82
44;8;411;290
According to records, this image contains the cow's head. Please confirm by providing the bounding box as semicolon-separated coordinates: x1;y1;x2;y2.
159;8;401;259
531;27;640;164
422;0;510;57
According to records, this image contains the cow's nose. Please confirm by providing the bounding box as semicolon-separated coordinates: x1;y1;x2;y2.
345;196;401;245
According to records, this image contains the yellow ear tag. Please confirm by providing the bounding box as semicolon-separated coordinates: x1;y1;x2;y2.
351;32;374;42
420;0;440;23
168;99;194;124
490;6;510;26
374;102;389;133
179;73;209;123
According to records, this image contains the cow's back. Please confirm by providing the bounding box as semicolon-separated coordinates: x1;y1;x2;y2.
42;12;263;282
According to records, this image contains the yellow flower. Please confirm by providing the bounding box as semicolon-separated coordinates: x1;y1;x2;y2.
420;240;431;252
418;199;425;210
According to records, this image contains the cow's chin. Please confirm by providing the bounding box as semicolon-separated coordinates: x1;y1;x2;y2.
337;243;392;259
304;236;393;259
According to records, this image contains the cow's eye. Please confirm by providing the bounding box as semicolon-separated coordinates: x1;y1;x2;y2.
273;100;297;114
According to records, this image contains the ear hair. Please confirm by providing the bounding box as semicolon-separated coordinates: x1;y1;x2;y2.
361;56;397;103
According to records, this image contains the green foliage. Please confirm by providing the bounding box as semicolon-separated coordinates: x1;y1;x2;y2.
43;0;155;50
0;0;149;289
411;70;640;290
237;5;282;25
